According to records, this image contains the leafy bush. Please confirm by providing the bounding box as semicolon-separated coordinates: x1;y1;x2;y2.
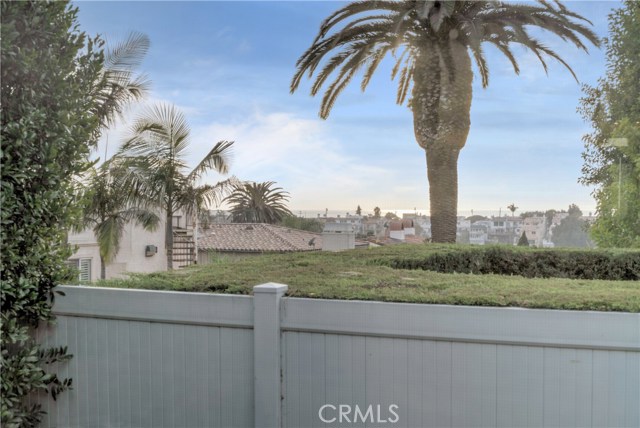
380;247;640;281
1;2;104;426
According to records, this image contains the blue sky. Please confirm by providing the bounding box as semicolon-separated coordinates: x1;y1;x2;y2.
76;1;619;216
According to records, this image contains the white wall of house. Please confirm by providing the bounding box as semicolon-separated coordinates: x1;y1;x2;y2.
68;215;169;281
389;229;405;240
110;220;167;277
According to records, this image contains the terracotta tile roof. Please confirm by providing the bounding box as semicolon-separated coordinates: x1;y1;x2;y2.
198;223;322;253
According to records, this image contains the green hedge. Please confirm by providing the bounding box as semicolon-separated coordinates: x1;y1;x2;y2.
1;2;104;426
379;247;640;281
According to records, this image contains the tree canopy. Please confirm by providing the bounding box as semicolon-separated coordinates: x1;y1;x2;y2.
551;205;592;248
517;231;530;246
75;163;160;279
280;215;324;233
117;103;236;269
579;0;639;248
226;181;293;224
1;1;105;424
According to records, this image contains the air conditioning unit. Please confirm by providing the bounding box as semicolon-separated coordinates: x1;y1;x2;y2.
145;245;158;257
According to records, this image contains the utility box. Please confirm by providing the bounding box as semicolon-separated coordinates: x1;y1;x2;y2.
322;222;355;252
145;245;158;257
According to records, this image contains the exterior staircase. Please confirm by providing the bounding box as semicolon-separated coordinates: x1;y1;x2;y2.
172;228;195;268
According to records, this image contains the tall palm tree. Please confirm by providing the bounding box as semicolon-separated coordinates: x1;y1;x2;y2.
225;181;293;224
93;32;151;130
118;103;236;269
291;0;599;242
75;163;160;279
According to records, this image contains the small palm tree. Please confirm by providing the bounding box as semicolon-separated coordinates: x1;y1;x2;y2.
118;103;236;269
507;203;518;217
225;181;293;224
75;163;159;279
291;0;599;242
71;32;154;280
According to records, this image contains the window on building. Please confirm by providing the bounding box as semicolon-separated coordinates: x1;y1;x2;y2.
67;258;91;282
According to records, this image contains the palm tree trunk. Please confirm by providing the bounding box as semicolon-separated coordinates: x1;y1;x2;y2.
166;212;173;270
412;40;473;243
425;146;461;243
100;255;106;280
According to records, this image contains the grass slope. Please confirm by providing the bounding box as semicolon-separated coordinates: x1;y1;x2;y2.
96;245;640;312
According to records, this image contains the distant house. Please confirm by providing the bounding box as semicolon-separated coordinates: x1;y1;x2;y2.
414;216;431;239
522;216;546;247
197;223;322;262
486;216;523;245
363;218;385;238
470;224;489;245
381;219;424;245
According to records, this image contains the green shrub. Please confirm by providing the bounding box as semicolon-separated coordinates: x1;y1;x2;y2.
1;2;104;426
381;247;640;280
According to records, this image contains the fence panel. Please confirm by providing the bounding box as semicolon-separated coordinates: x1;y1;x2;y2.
35;285;639;428
280;298;640;428
35;287;254;428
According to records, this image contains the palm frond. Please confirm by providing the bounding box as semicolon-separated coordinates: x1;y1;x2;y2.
178;176;241;218
292;0;599;118
94;215;124;263
224;181;292;224
188;140;234;182
95;32;151;128
119;103;192;175
122;207;161;231
292;21;398;93
105;32;150;70
490;41;520;75
469;43;489;87
361;46;390;91
315;0;405;43
396;59;415;105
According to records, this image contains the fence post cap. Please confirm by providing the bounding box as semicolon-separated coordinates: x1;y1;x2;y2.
253;283;288;294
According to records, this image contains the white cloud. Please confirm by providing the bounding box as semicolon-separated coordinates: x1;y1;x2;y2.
189;111;408;210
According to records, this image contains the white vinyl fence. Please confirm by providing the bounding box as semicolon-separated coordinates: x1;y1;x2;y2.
35;284;639;428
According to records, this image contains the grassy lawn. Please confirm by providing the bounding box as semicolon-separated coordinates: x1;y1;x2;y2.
96;244;640;312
